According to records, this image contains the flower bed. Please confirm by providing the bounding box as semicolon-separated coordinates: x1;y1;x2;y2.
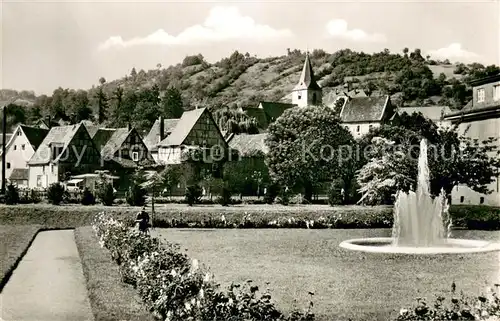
92;212;315;321
396;283;500;320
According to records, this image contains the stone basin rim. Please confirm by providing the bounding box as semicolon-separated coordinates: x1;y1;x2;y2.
339;237;500;254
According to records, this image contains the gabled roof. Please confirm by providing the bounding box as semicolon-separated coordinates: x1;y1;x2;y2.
228;133;268;156
244;102;296;129
395;106;452;121
28;123;84;165
143;117;180;151
293;53;321;91
20;125;49;150
340;95;391;123
158;108;207;147
99;128;130;160
9;168;29;181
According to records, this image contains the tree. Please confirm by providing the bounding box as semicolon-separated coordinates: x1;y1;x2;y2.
95;78;108;124
110;86;124;126
69;90;92;123
265;106;355;201
161;87;184;118
358;114;500;203
403;47;409;57
130;67;137;79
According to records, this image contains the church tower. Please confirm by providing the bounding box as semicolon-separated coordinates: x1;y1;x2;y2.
291;52;322;107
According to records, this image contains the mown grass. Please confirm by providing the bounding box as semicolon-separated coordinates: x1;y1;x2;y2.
0;225;41;291
74;227;155;321
155;228;500;321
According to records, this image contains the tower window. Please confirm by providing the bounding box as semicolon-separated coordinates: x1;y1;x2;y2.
356;125;360;133
298;94;302;100
312;93;317;105
479;197;485;204
460;196;464;203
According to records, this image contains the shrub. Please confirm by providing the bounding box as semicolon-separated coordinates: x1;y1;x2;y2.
328;179;345;206
5;183;20;205
396;282;499;321
47;182;65;205
92;213;315;321
125;184;147;207
185;184;202;206
96;183;115;206
29;189;41;203
81;188;96;206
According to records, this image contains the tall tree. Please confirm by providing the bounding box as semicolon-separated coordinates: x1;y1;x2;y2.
95;78;108;124
265;106;355;201
161;87;184;118
110;86;124;126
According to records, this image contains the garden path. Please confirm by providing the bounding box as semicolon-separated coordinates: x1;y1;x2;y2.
0;230;93;321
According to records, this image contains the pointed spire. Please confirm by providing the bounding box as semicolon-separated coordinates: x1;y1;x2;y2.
293;52;321;91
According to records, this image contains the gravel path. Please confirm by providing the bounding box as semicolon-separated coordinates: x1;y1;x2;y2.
0;230;93;321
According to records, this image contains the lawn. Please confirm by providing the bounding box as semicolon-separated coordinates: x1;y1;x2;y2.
154;228;500;321
0;225;41;290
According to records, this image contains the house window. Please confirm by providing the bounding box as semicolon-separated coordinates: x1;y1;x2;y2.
6;162;11;169
13;145;17;150
494;85;500;101
17;131;21;136
37;175;42;187
479;197;485;204
356;125;360;133
477;88;485;103
369;124;373;130
132;152;139;161
21;144;25;150
460;196;464;203
298;94;302;100
51;164;54;173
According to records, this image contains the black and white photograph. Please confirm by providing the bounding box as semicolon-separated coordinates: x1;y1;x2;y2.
0;0;499;320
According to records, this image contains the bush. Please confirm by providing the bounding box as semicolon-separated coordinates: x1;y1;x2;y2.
81;188;96;206
328;179;345;206
4;183;19;205
185;184;202;206
29;189;41;203
96;183;115;206
125;184;147;207
396;282;499;321
92;213;315;321
47;182;65;205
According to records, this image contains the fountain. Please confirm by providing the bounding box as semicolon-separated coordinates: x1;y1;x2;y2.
339;139;500;254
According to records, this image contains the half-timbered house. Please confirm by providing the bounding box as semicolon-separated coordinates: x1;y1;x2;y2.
27;122;102;188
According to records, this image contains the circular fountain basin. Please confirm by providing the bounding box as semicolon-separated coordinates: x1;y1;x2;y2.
339;237;500;254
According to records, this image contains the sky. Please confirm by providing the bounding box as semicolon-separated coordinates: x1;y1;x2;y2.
1;0;499;95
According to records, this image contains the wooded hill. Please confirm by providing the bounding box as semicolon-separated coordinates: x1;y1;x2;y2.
1;48;499;133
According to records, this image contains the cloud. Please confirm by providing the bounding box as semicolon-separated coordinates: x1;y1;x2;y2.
98;6;293;50
427;43;481;62
325;19;386;43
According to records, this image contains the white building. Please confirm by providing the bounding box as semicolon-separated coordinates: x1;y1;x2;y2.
444;74;500;206
0;125;49;187
291;53;323;107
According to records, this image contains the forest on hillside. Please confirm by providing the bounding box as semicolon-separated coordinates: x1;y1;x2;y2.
1;47;499;134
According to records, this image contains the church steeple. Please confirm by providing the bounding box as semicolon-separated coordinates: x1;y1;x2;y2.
291;52;322;107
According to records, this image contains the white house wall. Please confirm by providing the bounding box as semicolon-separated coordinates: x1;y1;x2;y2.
344;123;380;139
28;164;59;189
0;128;36;185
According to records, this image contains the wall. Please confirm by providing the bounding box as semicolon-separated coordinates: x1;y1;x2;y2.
343;122;381;139
291;89;322;107
472;79;500;107
450;117;500;206
28;164;59;189
157;147;183;164
0;128;36;184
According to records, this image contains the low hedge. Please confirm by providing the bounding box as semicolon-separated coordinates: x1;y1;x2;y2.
74;227;156;321
0;204;498;230
92;213;315;321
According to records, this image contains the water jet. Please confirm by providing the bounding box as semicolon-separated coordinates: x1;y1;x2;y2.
339;139;500;254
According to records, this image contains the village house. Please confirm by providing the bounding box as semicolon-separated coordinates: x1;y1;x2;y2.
27;122;102;189
88;124;155;192
392;106;452;129
0;125;49;187
143;116;180;162
444;73;500;206
156;107;228;165
243;102;296;130
339;95;395;138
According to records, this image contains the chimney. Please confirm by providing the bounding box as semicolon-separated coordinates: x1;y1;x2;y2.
159;115;165;142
